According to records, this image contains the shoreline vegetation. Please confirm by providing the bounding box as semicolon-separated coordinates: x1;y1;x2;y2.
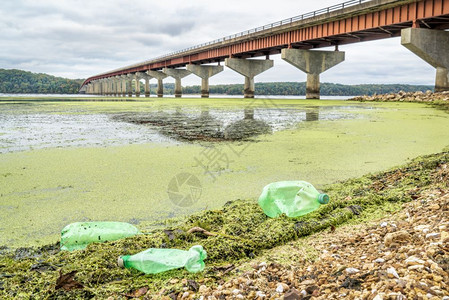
0;68;436;96
0;93;448;298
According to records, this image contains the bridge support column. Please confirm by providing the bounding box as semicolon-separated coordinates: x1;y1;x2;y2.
126;74;133;97
281;49;345;99
148;70;168;97
144;77;150;97
99;80;105;95
109;80;113;96
163;68;192;98
103;79;108;95
401;28;449;92
114;77;120;96
186;64;224;98
134;74;141;97
120;76;127;97
137;72;152;97
225;58;274;98
106;78;114;96
112;77;118;97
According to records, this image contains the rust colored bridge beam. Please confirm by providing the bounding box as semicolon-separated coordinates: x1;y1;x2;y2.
82;0;449;88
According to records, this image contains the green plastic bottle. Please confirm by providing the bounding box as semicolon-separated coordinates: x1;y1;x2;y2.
117;245;207;274
258;181;329;218
60;221;141;251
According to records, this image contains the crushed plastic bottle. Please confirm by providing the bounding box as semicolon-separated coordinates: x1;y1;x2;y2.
60;221;141;251
258;181;329;218
117;245;207;274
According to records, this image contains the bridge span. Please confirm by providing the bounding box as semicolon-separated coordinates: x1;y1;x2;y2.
81;0;449;99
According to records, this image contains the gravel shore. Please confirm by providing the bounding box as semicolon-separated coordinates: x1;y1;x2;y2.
192;188;448;299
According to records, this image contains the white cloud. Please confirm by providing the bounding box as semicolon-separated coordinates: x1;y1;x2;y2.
0;0;439;86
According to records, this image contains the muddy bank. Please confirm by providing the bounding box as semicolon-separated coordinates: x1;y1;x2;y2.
1;150;448;298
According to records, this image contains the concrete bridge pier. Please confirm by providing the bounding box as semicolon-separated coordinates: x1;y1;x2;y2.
114;77;121;97
105;79;110;96
136;72;152;97
107;79;114;96
148;70;168;97
95;80;100;95
281;49;345;99
186;64;224;97
144;75;151;97
163;68;192;97
97;80;103;95
120;75;127;97
134;73;141;97
225;58;274;98
104;79;109;95
401;28;449;92
126;74;133;97
99;79;105;95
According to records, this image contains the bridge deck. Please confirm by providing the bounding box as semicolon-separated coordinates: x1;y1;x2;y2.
83;0;449;86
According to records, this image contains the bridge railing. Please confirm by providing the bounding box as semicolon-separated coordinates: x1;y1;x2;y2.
150;0;370;61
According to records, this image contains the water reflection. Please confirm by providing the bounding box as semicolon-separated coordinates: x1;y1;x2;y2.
113;105;349;142
305;107;320;122
114;107;272;142
0;103;363;153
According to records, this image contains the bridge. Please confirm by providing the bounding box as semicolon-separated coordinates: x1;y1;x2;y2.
80;0;449;99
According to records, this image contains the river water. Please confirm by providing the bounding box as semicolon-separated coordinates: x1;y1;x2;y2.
0;97;448;246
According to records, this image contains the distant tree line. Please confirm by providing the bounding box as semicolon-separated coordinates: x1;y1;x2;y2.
0;69;84;94
0;69;433;96
179;82;434;96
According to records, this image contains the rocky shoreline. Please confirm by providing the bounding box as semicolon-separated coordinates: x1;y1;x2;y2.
1;94;449;299
350;90;449;104
0;150;448;299
196;188;449;300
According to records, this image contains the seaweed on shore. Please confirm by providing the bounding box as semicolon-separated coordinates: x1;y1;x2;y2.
1;150;448;298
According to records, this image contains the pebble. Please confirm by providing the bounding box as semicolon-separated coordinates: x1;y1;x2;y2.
373;258;385;263
283;288;301;300
199;285;209;294
387;267;400;279
440;231;449;242
384;230;411;247
429;204;440;210
345;267;360;274
405;256;425;266
408;264;424;271
373;294;383;300
426;232;440;239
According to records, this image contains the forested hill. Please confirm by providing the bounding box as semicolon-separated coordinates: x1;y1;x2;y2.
0;68;433;96
0;69;84;94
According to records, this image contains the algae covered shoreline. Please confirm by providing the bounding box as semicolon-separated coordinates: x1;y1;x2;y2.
1;98;449;248
1;96;449;298
0;149;448;299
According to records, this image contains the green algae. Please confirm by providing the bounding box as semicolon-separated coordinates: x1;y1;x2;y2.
1;150;448;299
1;99;449;247
1;97;449;297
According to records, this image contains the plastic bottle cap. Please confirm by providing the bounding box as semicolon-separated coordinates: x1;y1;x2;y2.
318;194;329;204
117;256;124;268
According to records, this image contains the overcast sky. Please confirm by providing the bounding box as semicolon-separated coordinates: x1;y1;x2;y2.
0;0;438;86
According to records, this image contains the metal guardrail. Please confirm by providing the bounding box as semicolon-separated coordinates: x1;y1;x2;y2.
89;0;371;80
150;0;370;61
